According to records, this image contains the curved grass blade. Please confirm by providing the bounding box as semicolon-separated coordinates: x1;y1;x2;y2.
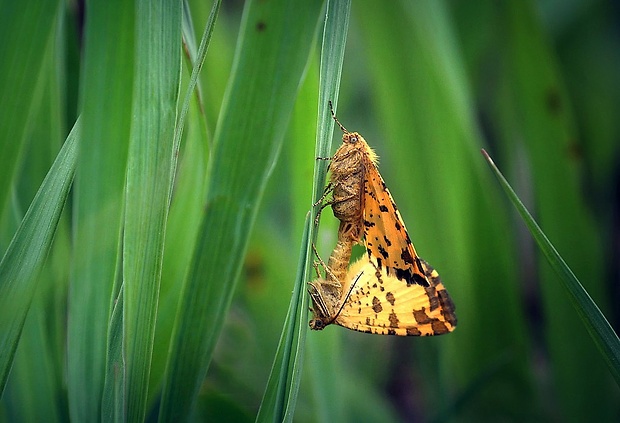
0;118;79;394
158;0;324;421
175;0;220;161
482;149;620;386
256;1;351;421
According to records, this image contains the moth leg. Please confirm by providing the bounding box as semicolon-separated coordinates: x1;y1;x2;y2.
313;183;335;226
312;243;340;288
312;261;322;279
311;243;327;271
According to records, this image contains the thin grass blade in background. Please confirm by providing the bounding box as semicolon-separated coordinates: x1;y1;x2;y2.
482;149;620;386
0;119;79;393
490;2;615;419
158;0;324;420
175;0;220;163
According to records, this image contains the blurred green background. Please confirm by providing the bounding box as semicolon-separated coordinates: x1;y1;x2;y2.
1;0;619;422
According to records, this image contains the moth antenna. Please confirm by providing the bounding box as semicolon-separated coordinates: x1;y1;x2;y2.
328;100;348;133
328;270;363;326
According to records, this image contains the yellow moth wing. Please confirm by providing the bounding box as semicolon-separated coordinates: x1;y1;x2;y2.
334;256;456;336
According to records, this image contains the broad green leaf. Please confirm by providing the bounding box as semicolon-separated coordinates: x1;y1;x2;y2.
147;0;219;410
67;0;134;420
122;0;182;421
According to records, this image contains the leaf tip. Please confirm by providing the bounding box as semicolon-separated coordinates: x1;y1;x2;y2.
481;148;496;168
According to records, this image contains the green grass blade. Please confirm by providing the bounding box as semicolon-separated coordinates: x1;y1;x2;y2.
175;0;220;157
255;1;350;421
489;2;615;418
67;0;134;420
255;219;311;423
0;118;79;393
482;149;620;386
1;30;70;421
314;0;351;189
146;0;218;411
0;1;60;213
122;1;182;421
102;286;125;422
158;0;323;420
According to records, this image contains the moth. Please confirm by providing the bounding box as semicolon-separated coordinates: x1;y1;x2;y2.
309;102;456;335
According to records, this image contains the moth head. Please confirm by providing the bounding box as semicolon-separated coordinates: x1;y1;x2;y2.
343;132;361;144
309;318;327;330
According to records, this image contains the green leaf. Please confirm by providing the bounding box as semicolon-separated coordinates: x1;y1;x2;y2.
482;149;620;386
67;0;134;420
0;0;60;214
0;119;79;393
102;286;125;423
158;0;324;420
122;1;182;421
147;0;218;410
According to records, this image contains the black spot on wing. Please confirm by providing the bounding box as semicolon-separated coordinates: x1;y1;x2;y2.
425;286;439;311
379;204;389;212
412;272;430;287
407;327;422;336
389;312;399;328
377;244;389;260
372;297;382;313
401;248;414;265
438;289;457;326
431;320;450;335
413;309;432;324
383;235;392;247
394;267;430;287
